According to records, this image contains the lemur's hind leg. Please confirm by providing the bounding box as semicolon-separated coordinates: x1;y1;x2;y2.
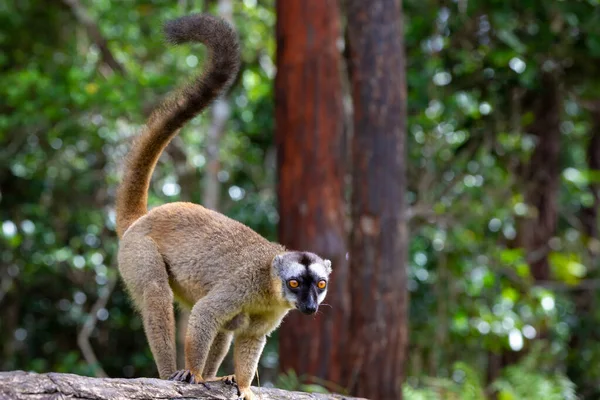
118;234;177;379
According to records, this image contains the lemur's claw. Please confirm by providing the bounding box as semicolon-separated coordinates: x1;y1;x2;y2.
168;370;187;382
168;370;209;388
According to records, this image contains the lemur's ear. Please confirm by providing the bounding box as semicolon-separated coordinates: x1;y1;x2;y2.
273;255;284;271
323;259;332;274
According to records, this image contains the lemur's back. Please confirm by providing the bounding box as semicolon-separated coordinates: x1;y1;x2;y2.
121;202;284;305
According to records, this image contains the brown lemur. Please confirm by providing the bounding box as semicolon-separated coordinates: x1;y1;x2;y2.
114;13;332;400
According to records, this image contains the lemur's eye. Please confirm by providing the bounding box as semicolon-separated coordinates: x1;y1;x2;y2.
288;280;299;288
317;280;327;290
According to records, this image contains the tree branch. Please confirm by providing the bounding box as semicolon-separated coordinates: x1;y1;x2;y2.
77;275;118;378
0;371;365;400
62;0;126;75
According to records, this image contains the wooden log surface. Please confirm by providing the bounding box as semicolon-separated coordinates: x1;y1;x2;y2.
0;371;367;400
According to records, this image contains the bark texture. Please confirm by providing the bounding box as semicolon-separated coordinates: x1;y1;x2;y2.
345;0;408;398
275;0;349;385
0;371;366;400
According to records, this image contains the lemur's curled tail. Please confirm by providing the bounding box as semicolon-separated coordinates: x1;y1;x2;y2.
115;14;240;238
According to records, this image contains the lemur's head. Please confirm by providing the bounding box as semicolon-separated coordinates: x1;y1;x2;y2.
273;251;332;315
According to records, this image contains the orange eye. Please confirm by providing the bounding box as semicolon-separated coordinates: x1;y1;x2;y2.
288;280;299;288
317;280;327;290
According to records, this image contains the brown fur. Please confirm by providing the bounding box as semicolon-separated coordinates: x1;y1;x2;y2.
119;207;291;398
114;14;319;400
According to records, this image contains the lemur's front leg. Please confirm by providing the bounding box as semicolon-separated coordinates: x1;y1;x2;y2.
233;335;266;400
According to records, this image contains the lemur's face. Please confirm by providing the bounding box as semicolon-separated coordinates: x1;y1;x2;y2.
273;251;332;315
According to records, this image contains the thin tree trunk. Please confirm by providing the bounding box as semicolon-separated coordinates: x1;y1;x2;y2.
344;0;408;398
567;105;600;399
429;251;448;376
581;108;600;241
517;73;562;281
176;0;233;369
77;276;118;378
203;0;233;212
275;0;349;387
499;73;561;374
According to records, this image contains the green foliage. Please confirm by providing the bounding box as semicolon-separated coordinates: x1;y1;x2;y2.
2;0;600;398
404;0;600;398
403;364;484;400
0;0;279;381
493;367;577;400
492;344;578;400
274;370;331;394
404;351;578;400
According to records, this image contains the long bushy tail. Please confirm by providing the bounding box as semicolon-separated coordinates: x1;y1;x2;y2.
115;14;240;238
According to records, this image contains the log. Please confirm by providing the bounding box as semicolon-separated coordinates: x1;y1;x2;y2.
0;371;367;400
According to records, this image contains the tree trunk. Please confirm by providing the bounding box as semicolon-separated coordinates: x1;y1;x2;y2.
275;0;349;386
0;371;366;400
580;108;600;240
567;105;600;399
499;73;561;372
517;73;562;281
344;0;408;398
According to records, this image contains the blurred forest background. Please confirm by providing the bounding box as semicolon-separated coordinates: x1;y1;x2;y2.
2;0;600;399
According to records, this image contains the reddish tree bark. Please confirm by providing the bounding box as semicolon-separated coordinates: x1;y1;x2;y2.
345;0;408;398
275;0;349;386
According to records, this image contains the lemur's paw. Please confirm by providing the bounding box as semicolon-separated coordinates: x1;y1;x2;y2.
237;386;256;400
204;374;236;385
222;374;236;386
167;370;209;389
168;369;195;383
